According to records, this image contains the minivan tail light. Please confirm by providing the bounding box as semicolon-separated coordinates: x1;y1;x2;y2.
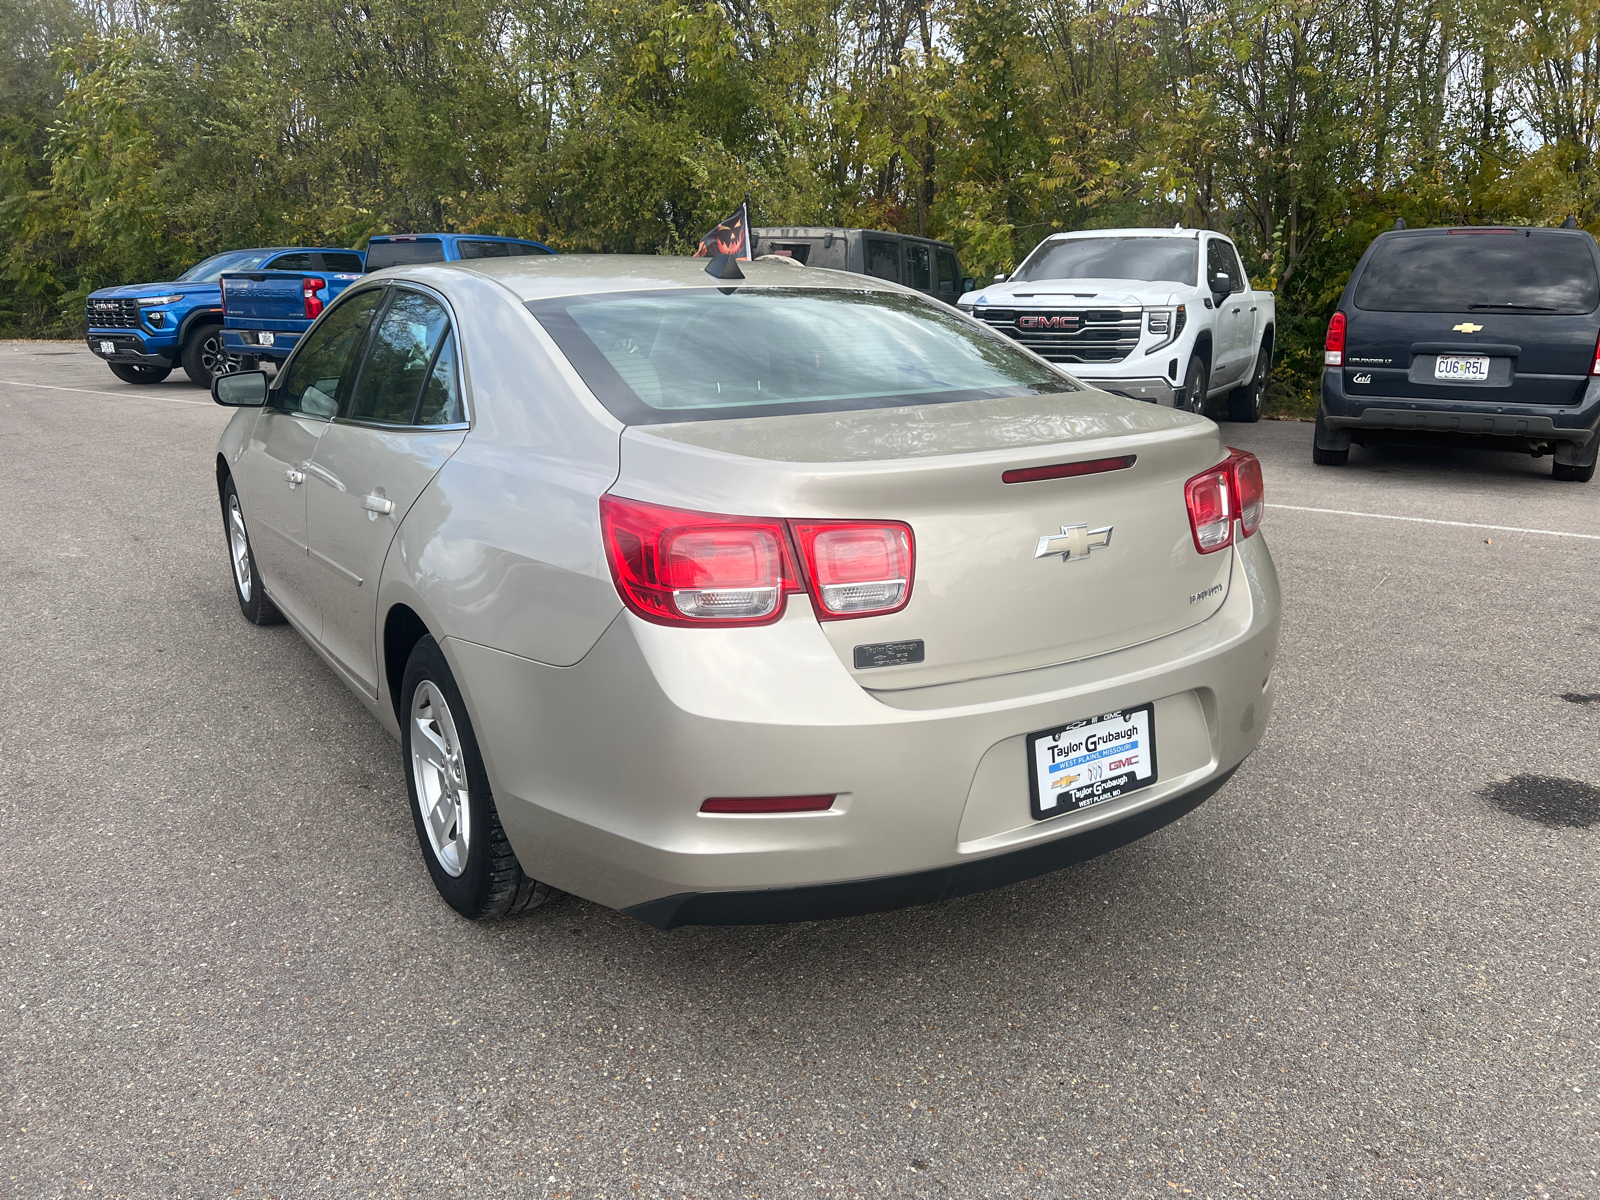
599;496;800;626
1324;311;1345;367
1184;465;1234;553
791;521;914;618
303;277;325;320
1591;328;1600;376
1226;447;1264;537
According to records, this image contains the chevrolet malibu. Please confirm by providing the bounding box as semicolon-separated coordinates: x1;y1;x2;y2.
211;255;1280;928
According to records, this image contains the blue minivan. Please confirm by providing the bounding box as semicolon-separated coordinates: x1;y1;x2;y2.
364;233;555;271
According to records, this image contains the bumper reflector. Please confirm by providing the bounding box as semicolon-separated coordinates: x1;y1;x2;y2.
701;795;837;814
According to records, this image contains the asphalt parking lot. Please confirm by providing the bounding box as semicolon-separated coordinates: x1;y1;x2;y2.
2;341;1597;1199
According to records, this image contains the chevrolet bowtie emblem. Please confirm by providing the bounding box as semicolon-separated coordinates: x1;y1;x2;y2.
1035;523;1113;561
1452;322;1483;333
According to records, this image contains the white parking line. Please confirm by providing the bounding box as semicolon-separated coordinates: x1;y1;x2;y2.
1266;503;1600;541
0;378;211;406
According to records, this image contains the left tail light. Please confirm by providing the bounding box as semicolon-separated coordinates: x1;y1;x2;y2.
1184;447;1264;553
1590;327;1600;376
599;496;915;627
303;277;325;320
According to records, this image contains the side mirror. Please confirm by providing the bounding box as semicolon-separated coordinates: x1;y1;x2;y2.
962;277;975;293
1210;272;1232;298
212;370;268;407
992;273;1009;284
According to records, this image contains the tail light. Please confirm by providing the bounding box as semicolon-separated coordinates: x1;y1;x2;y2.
303;277;325;320
599;497;915;627
791;521;913;618
1184;465;1234;553
1185;449;1265;552
1591;328;1600;376
1226;447;1264;536
1324;311;1345;367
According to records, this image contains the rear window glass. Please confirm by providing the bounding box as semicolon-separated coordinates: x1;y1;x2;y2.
1015;237;1198;286
529;287;1074;425
365;239;445;271
1355;233;1600;313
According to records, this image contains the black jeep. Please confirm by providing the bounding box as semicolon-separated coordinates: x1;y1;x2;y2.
1316;224;1600;482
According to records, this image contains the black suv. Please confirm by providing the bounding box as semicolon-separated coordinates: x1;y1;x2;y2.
1315;225;1600;481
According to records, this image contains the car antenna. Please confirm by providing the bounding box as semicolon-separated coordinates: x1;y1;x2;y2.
1173;223;1182;231
1392;217;1406;230
1563;214;1579;228
704;252;745;280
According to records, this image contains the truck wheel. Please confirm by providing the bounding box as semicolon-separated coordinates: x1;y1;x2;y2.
1227;347;1269;423
1312;412;1349;466
180;322;237;387
1181;355;1208;415
108;362;172;385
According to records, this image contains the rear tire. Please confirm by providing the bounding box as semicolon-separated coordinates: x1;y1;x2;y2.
108;362;172;385
1227;346;1269;422
1181;355;1208;415
400;636;556;920
180;322;237;387
221;476;284;625
1553;459;1595;482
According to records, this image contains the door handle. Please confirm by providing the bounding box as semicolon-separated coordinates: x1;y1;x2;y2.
284;468;304;486
363;494;395;515
1231;307;1242;313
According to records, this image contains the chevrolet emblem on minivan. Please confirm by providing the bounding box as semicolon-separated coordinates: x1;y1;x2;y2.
1452;322;1484;333
1035;524;1113;561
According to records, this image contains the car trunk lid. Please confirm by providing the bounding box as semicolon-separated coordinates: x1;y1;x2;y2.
616;392;1235;689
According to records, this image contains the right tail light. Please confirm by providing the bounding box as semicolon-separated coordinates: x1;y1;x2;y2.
1590;327;1600;376
1324;311;1345;367
1184;448;1264;553
599;496;914;627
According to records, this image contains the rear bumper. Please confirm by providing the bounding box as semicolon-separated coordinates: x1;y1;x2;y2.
444;532;1281;923
1077;375;1181;407
1319;369;1600;450
222;329;301;359
85;334;174;366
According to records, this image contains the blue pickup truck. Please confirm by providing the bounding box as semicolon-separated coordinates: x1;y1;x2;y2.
85;247;365;386
220;234;552;364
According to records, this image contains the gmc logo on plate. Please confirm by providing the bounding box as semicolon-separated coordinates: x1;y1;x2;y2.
1018;315;1078;330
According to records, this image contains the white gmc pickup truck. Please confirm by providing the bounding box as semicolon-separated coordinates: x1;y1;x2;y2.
957;227;1276;421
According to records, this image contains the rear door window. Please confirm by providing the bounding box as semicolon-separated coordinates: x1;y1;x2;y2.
936;251;960;297
267;252;316;271
905;243;932;292
320;252;365;273
345;291;453;424
509;242;553;256
364;239;446;271
276;289;384;418
866;238;901;283
1354;233;1600;313
459;240;513;259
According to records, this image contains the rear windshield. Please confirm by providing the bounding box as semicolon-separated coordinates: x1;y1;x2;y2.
1014;237;1198;286
529;287;1075;425
1354;232;1600;314
365;239;445;271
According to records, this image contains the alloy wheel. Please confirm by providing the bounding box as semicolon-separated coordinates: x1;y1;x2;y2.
410;681;472;877
227;494;252;602
201;331;240;379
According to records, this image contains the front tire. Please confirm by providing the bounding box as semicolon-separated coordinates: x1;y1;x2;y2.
1227;346;1269;422
400;636;555;920
180;322;237;387
1181;355;1209;415
221;477;283;625
108;362;172;385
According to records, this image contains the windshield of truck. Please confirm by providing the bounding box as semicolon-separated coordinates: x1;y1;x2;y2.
1354;233;1600;313
529;287;1075;425
365;239;446;271
178;250;276;282
1012;237;1199;286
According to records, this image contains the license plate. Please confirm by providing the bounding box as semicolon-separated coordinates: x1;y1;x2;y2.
257;331;275;346
1434;354;1489;382
99;341;115;355
1027;703;1158;821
